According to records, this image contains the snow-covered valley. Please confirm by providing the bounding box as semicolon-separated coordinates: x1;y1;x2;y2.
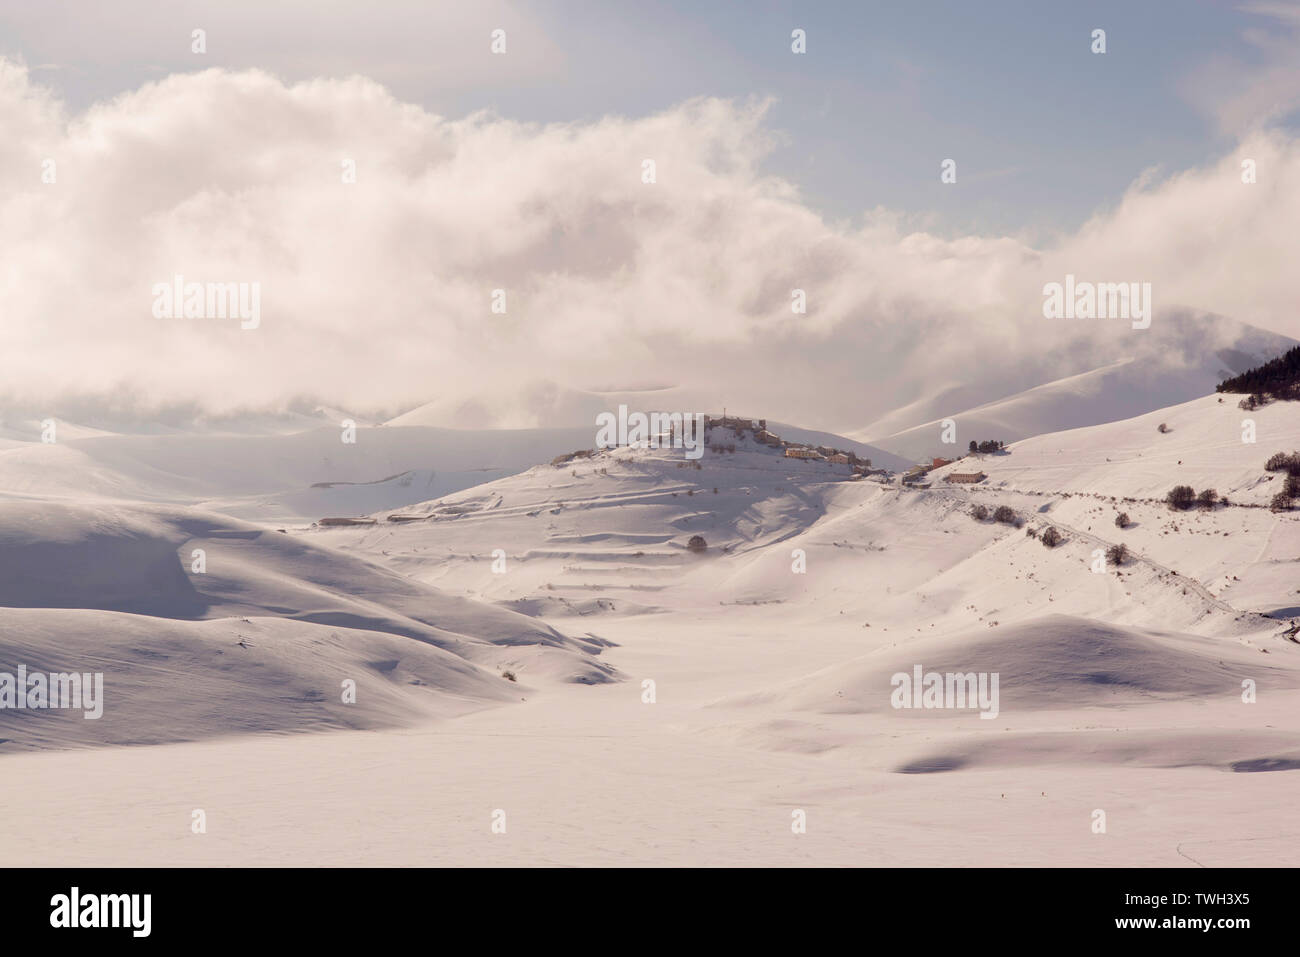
1;396;1298;866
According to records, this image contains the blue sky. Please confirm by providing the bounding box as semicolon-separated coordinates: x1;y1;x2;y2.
459;0;1292;237
2;0;1298;421
4;0;1296;239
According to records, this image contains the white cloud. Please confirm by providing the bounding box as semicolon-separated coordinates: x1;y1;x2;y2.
0;61;1296;430
1183;1;1300;135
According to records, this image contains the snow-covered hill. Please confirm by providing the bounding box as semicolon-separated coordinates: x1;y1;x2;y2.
2;392;1299;865
0;423;600;522
859;315;1295;461
934;392;1297;505
0;499;617;752
326;400;1300;641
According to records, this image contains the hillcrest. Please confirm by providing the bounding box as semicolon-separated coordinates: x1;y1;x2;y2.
594;405;706;460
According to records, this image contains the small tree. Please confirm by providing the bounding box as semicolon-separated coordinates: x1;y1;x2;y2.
686;535;708;553
970;504;989;521
1114;512;1131;529
1041;527;1062;548
1166;485;1196;510
1270;492;1292;512
1157;423;1170;434
1196;488;1218;510
992;505;1019;526
1106;543;1128;566
968;440;977;453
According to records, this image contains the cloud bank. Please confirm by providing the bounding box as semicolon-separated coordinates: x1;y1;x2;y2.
1;60;1297;430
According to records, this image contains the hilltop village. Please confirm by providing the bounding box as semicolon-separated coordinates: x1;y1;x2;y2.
550;412;997;486
702;414;869;469
699;414;997;487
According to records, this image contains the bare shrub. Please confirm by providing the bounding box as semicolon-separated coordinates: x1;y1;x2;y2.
992;505;1020;526
1166;485;1196;510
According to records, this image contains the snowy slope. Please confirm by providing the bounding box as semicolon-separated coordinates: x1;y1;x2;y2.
0;424;599;522
331;400;1300;641
859;316;1296;461
3;392;1299;865
0;609;516;751
935;392;1298;505
0;498;617;752
858;357;1200;461
727;614;1294;716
